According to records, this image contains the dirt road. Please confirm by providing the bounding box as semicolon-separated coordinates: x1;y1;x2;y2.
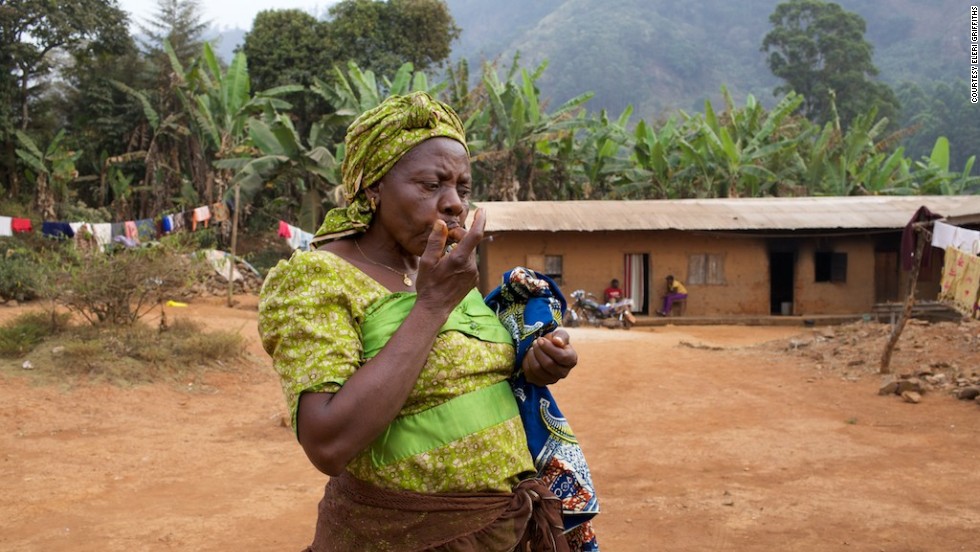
2;296;978;551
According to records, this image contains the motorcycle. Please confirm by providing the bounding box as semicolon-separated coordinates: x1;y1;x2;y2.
565;289;636;329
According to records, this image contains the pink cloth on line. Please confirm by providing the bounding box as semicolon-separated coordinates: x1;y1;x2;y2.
124;220;139;242
192;206;211;230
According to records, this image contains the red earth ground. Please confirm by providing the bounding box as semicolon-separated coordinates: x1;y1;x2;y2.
1;294;979;551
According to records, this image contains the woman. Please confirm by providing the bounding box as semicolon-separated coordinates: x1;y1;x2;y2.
259;92;580;551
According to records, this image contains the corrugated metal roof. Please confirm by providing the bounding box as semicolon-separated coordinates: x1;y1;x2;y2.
942;202;980;225
472;196;980;232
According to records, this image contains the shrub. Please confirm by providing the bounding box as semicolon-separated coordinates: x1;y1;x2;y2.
37;234;209;326
0;311;71;357
0;248;43;302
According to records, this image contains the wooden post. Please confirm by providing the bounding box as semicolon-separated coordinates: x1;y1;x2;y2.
227;184;240;308
879;224;931;374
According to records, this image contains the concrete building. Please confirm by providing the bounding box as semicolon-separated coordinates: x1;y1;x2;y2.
474;196;980;317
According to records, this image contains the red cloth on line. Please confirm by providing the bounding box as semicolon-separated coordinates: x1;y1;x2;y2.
278;220;292;239
11;218;32;233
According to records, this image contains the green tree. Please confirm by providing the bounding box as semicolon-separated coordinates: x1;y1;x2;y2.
59;32;146;205
325;0;460;78
136;0;208;69
241;10;327;92
0;0;129;197
241;9;329;135
469;57;592;201
676;90;807;198
896;80;980;177
312;60;440;132
761;0;899;129
15;130;80;219
122;0;209;217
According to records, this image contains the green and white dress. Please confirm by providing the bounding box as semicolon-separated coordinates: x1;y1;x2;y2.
258;250;535;494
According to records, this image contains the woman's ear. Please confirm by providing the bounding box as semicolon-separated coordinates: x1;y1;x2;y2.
365;183;382;210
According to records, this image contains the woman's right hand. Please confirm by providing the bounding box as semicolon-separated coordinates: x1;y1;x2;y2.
414;209;486;315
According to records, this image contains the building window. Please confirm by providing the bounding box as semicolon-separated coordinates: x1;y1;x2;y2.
544;255;563;285
687;253;725;285
815;251;847;282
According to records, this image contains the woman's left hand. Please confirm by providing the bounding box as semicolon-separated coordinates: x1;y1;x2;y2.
522;329;578;386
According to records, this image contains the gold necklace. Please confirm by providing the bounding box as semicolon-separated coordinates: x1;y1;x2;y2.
354;240;418;287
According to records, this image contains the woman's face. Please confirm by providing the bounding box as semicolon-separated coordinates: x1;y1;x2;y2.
370;137;472;257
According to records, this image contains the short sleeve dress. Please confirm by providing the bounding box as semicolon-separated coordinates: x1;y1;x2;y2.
258;250;535;494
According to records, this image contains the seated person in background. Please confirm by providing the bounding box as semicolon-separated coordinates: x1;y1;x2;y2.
657;274;688;316
603;278;623;304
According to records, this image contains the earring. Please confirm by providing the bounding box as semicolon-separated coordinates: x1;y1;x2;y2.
369;196;377;212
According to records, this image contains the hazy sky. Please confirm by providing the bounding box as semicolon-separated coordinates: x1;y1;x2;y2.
116;0;338;31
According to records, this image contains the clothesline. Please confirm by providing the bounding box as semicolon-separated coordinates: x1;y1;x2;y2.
933;220;980;318
0;200;234;249
277;221;314;251
931;220;980;255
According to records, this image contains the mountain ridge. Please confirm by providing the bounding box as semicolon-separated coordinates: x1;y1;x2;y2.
446;0;967;119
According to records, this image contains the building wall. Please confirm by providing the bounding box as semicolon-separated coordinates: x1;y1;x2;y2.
791;236;876;315
478;229;889;316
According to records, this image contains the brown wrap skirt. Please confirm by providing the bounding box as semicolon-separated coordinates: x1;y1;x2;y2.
304;473;570;552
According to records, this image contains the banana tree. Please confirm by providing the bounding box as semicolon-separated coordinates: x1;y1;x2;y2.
910;136;980;195
15;130;81;220
572;106;634;199
470;55;593;200
186;43;303;202
677;89;806;198
112;77;192;216
216;111;341;232
311;61;442;131
617;117;685;199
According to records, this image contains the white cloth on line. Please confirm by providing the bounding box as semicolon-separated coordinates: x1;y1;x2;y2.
286;224;314;251
92;223;113;250
932;220;980;253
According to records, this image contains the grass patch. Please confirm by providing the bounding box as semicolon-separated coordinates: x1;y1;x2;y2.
0;311;247;386
0;311;71;356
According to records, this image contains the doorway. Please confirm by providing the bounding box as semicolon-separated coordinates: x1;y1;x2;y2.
624;253;650;314
874;250;900;303
769;251;795;315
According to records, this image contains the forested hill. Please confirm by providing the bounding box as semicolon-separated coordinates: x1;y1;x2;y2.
445;0;967;120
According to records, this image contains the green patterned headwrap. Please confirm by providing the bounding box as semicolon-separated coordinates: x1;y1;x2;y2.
311;91;467;247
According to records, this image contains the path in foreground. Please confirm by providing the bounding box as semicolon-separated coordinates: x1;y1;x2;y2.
1;296;977;551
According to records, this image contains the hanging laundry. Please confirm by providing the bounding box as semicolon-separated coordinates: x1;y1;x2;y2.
938;246;980;316
211;201;230;223
74;223;99;253
0;216;11;237
286;224;314;251
11;218;32;233
278;220;292;239
901;206;941;271
931;220;980;253
92;223;112;250
110;221;125;241
124;220;139;243
171;212;187;233
41;221;75;239
192;205;211;230
161;214;174;234
135;218;157;243
113;234;139;248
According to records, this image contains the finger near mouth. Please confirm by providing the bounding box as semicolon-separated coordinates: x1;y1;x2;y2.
446;226;467;244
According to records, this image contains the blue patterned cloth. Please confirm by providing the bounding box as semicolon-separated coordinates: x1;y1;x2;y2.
485;267;600;550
